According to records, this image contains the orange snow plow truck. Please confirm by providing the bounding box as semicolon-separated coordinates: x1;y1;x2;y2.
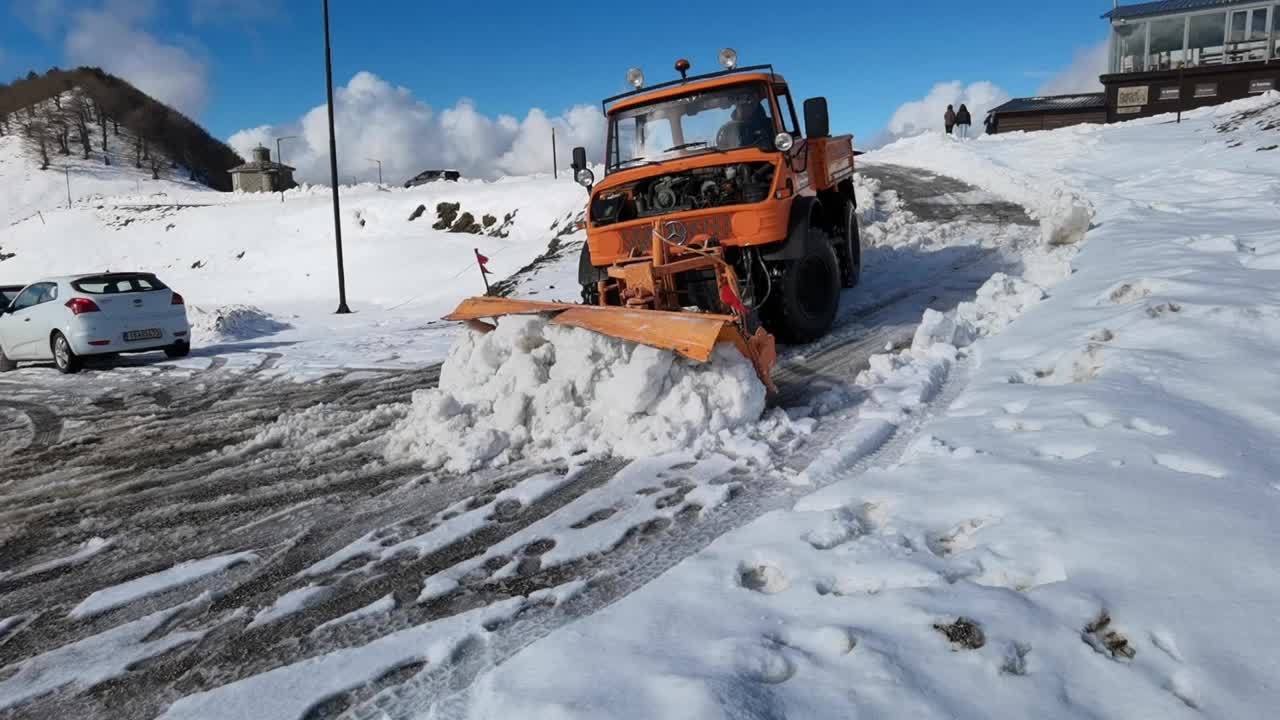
448;50;859;391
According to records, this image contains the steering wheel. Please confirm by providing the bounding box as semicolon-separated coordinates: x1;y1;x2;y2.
716;121;746;150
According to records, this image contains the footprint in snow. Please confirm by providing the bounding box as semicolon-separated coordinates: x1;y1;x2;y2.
1126;418;1172;436
715;637;796;684
1153;454;1226;479
1034;444;1097;461
993;417;1044;433
738;562;789;594
1081;411;1114;428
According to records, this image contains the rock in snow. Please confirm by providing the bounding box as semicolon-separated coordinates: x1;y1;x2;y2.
384;315;767;473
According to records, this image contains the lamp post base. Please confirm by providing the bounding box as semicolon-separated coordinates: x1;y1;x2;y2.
336;303;352;314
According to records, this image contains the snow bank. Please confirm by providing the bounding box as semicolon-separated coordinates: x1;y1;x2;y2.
869;132;1094;247
384;315;767;473
188;304;293;343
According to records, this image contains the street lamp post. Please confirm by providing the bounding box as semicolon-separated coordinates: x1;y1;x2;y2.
367;157;383;186
322;0;351;315
275;135;298;202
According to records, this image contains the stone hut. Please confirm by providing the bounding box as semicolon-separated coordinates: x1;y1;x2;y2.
229;146;297;193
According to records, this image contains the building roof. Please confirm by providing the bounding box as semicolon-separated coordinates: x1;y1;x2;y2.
988;93;1108;115
229;159;296;174
1104;0;1256;21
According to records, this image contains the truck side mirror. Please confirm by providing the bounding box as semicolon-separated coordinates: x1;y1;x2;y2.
571;146;594;189
803;97;830;139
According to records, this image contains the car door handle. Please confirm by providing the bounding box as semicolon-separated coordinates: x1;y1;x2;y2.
23;318;30;322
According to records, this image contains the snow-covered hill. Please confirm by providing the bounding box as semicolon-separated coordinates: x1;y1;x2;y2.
0;131;588;373
0;133;209;228
457;95;1280;719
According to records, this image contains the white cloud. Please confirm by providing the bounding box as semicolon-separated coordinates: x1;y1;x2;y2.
870;40;1110;148
1037;41;1108;96
872;80;1011;146
63;6;209;117
229;71;606;185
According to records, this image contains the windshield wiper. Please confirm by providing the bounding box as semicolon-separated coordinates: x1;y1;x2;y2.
663;141;709;152
614;157;660;170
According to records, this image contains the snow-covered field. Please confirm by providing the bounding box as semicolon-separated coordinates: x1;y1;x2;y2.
0;132;586;376
452;96;1280;718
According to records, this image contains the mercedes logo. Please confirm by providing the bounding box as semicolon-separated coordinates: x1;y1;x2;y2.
662;220;689;247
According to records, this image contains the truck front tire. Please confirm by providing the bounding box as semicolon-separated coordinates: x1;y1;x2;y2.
579;243;602;305
763;229;841;344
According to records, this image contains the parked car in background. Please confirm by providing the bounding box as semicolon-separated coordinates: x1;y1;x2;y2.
0;272;191;374
404;169;461;188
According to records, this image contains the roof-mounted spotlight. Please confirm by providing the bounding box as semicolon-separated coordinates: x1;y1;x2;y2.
675;58;691;80
626;67;645;89
718;48;738;70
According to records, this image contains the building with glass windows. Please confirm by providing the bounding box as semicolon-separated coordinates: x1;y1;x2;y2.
1103;0;1279;121
989;1;1278;134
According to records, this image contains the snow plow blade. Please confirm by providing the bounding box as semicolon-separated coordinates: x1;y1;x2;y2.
445;297;777;391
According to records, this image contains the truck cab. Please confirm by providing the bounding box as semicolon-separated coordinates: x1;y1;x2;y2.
571;50;860;344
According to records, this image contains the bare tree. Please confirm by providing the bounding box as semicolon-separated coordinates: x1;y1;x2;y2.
69;93;93;160
21;115;51;170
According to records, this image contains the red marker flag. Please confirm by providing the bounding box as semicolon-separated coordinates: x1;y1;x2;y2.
719;283;747;316
474;248;492;294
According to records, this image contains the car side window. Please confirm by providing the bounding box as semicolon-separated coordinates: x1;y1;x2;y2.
10;287;41;311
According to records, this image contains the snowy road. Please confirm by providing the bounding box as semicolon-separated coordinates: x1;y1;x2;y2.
0;164;1036;719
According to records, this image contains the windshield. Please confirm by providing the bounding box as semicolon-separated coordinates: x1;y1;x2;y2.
607;82;776;172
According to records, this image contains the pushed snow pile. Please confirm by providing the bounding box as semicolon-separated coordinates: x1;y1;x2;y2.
911;272;1046;352
188;304;292;342
384;315;767;473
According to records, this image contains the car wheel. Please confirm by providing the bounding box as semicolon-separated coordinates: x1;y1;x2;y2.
762;228;841;344
164;342;190;359
52;332;83;374
0;346;15;372
839;201;862;289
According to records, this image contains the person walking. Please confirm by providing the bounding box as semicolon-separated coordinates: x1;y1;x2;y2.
956;104;973;140
944;104;957;135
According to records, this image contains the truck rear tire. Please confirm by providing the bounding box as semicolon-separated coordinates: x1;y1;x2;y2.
763;229;841;344
839;201;861;289
0;347;15;372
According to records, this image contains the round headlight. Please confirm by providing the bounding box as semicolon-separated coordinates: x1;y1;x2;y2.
718;48;738;70
576;168;595;187
626;67;645;89
775;132;794;152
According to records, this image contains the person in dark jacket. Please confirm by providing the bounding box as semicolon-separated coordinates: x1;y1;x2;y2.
956;104;973;139
944;104;957;135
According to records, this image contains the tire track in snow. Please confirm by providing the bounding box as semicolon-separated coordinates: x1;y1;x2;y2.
0;400;62;452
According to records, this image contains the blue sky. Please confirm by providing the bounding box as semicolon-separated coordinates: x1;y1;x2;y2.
2;0;1109;141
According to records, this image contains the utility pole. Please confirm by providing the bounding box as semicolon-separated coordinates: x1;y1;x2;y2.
64;167;71;209
323;0;351;314
1177;62;1186;124
276;135;298;202
367;157;383;185
551;127;558;179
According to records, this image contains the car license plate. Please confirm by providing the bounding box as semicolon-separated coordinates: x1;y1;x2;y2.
124;329;163;342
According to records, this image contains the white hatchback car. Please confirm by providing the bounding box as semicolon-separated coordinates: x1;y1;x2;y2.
0;273;192;373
